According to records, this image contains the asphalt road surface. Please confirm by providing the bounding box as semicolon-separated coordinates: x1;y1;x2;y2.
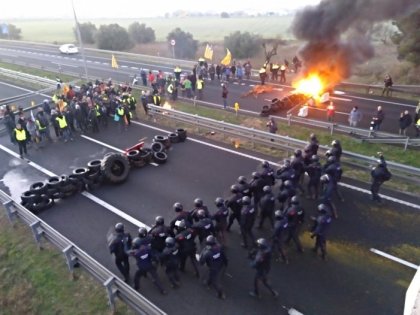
0;80;47;110
0;42;418;137
0;113;418;315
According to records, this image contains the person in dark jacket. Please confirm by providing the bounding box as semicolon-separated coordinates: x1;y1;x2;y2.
382;74;393;97
370;155;392;203
108;223;132;282
174;220;200;277
399;110;412;136
310;204;333;260
160;237;181;289
249;238;278;298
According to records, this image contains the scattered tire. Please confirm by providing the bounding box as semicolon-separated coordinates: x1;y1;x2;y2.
47;176;62;188
150;142;165;153
140;149;153;163
130;159;147;168
86;169;101;181
153;151;168;164
30;182;47;195
21;191;38;204
154;135;171;149
127;150;141;161
176;128;187;142
72;167;89;179
168;132;179;143
43;198;55;210
51;191;64;200
87;159;102;172
101;153;130;184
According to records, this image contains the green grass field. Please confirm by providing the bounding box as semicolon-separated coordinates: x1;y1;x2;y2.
11;16;294;43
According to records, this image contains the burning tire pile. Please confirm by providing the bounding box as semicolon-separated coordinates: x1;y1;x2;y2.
20;128;187;214
260;93;308;116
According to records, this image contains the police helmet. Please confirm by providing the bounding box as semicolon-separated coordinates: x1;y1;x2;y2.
284;159;291;167
318;203;328;213
310;133;317;140
138;227;148;238
114;222;124;233
320;174;330;183
197;209;206;218
194;198;203;207
331;140;340;147
262;161;270;168
291;195;299;205
263;185;271;193
230;184;240;193
155;216;164;225
274;210;283;218
165;237;176;248
175;219;186;230
325;150;332;157
237;176;247;184
327;156;337;163
256;238;268;249
241;196;251;205
132;237;142;249
311;155;319;162
215;197;224;207
173;202;183;212
284;180;293;188
294;149;302;157
43;99;49;104
206;235;216;246
252;172;260;179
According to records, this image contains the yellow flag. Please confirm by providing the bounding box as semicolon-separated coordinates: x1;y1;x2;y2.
234;102;240;112
111;54;119;69
220;49;231;66
204;44;213;60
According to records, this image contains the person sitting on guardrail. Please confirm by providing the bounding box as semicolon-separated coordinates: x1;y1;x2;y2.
381;74;393;97
348;106;362;127
399;110;412;136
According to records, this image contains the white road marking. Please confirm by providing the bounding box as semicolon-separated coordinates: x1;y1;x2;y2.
370;248;418;270
331;96;352;102
240;83;246;86
249;84;255;87
132;120;420;211
51;62;79;68
0;81;52;97
307;106;350;116
131;66;138;70
345;95;416;108
0;143;150;230
121;65;128;68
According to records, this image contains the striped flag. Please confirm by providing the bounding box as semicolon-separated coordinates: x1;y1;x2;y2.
111;54;119;69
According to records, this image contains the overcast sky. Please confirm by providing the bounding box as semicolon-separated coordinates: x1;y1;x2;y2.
1;0;321;19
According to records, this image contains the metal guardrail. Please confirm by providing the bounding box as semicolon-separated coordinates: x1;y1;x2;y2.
148;104;420;184
0;189;166;315
0;67;57;86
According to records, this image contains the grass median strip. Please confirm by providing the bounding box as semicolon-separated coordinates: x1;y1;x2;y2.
0;209;133;315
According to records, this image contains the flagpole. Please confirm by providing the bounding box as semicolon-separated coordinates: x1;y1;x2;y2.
71;0;89;81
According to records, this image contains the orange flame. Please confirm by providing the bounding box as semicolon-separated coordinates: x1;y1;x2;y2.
162;102;172;110
292;74;325;98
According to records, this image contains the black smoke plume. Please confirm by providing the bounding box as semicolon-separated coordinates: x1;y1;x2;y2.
292;0;420;84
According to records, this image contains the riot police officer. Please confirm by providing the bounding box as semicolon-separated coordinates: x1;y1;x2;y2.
370;157;392;202
260;160;275;186
192;209;215;245
212;197;229;246
199;235;228;299
285;196;304;253
190;198;210;222
272;210;289;263
306;155;322;200
160;237;181;288
149;216;173;253
249;172;264;214
237;175;251;197
174;220;200;277
310;204;333;260
137;227;152;248
108;222;132;282
258;186;275;229
240;196;256;249
170;202;192;232
226;184;243;231
249;238;279;298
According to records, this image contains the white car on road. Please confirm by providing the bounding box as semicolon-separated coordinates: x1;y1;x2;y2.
59;44;79;54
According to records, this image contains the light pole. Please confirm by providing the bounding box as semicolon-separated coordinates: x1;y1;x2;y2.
71;0;89;81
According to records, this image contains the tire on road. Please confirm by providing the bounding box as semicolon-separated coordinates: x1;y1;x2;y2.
150;141;165;153
72;167;89;179
153;151;168;164
29;181;48;195
21;191;38;204
127;150;141;161
47;176;62;189
154;135;171;149
168;132;179;143
101;153;130;184
176;128;187;142
87;159;102;172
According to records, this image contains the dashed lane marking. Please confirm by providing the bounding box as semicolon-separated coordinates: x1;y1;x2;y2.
0;143;151;229
132;120;420;211
370;248;418;270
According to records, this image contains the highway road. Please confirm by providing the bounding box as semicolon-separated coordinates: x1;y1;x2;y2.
0;41;419;137
0;80;46;109
0;111;418;315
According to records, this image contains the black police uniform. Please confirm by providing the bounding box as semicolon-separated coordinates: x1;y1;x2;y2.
199;243;228;299
175;227;200;276
285;204;304;252
109;231;132;282
226;192;243;231
258;191;275;229
250;245;278;297
160;242;181;288
311;213;332;260
272;216;289;263
240;203;256;248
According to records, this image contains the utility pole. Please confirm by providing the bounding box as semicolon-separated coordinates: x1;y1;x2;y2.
71;0;89;81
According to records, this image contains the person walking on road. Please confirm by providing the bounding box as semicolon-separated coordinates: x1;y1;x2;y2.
55;111;73;142
348;106;362;127
14;123;28;158
370;155;392;203
108;223;132;283
310;204;333;261
399;110;412;136
222;83;229;109
371;106;385;131
249;238;279;299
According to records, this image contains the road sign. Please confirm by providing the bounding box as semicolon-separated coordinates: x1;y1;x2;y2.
170;39;176;46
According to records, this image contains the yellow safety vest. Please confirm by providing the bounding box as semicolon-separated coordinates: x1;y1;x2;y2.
167;84;173;94
417;118;420;126
35;119;46;131
174;67;182;73
15;128;26;141
56;116;67;129
95;104;101;116
117;107;124;116
272;64;279;70
197;80;203;90
259;68;266;74
153;96;161;104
